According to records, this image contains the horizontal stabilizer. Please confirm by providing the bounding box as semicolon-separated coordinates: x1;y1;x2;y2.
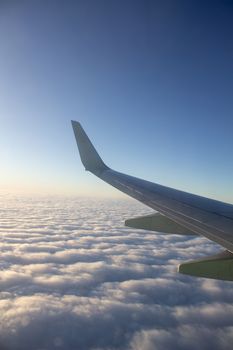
179;250;233;281
125;213;197;235
71;121;109;174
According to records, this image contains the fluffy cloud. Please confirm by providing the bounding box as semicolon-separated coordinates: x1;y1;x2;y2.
0;195;233;350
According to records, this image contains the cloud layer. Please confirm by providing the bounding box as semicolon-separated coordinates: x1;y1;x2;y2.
0;194;233;350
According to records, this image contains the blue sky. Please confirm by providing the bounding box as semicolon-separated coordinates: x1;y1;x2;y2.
1;0;233;201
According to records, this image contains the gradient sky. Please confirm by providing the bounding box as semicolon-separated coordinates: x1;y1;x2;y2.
1;0;233;200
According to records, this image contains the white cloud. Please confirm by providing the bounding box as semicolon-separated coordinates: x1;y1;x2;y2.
0;195;233;349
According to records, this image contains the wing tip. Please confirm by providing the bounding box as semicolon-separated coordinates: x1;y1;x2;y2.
71;120;109;174
71;119;80;126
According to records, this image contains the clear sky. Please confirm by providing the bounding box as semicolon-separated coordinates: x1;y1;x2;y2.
1;0;233;201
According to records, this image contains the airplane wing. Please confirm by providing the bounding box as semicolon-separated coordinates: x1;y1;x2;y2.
71;121;233;281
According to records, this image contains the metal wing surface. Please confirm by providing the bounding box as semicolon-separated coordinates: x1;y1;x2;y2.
71;121;233;281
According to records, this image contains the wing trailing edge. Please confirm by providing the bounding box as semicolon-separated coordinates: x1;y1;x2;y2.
125;213;197;235
179;250;233;281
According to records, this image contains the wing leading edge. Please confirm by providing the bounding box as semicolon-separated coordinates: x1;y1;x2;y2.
71;121;233;281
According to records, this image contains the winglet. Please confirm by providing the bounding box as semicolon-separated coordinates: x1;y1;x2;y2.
71;121;109;174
